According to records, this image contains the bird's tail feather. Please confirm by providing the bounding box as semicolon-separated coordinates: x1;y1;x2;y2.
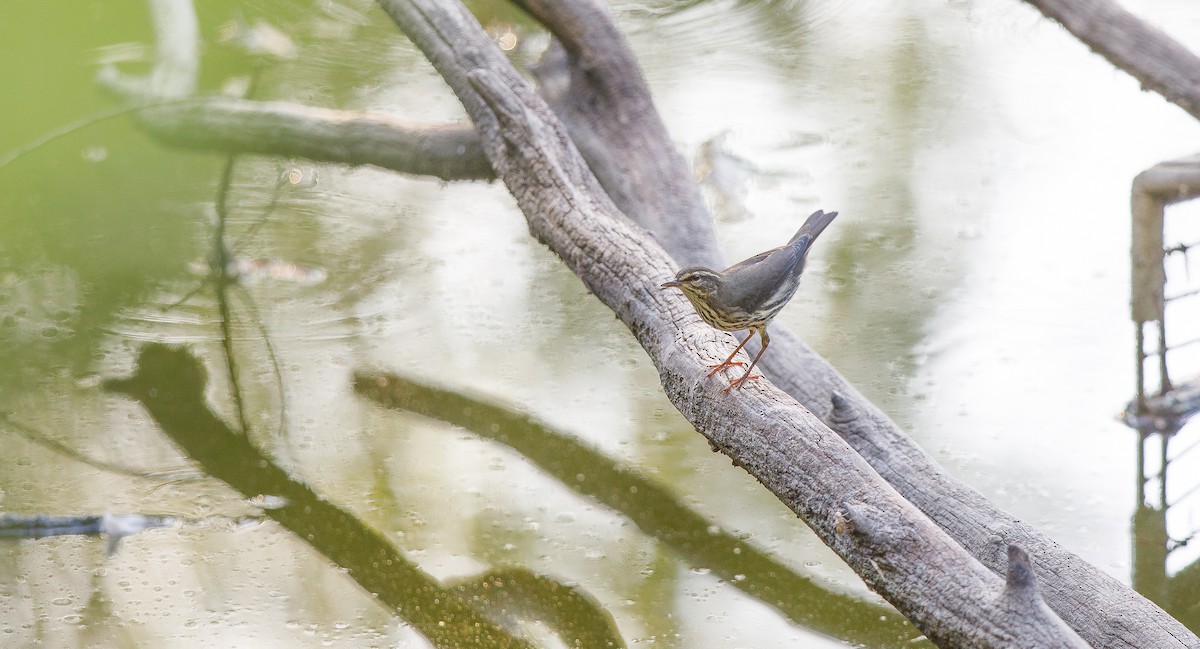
787;209;838;250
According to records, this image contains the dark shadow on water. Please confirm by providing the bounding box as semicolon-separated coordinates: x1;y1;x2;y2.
354;370;925;648
103;343;623;649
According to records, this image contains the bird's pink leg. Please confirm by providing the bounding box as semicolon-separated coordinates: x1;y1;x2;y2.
725;329;770;392
706;332;753;377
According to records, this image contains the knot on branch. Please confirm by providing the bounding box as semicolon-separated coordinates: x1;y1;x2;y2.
984;522;1017;560
838;501;882;541
829;391;858;425
994;545;1093;648
830;502;896;590
1004;544;1037;598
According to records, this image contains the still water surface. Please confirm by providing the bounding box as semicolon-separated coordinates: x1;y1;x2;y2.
3;0;1200;646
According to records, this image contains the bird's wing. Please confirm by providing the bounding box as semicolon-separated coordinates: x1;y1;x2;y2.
718;244;806;313
716;209;837;314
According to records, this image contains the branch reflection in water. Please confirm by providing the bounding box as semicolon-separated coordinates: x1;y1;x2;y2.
354;371;922;648
104;343;623;649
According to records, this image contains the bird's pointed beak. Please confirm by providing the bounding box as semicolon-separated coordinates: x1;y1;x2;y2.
660;279;681;289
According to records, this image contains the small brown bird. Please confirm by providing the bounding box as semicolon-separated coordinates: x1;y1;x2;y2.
661;209;838;391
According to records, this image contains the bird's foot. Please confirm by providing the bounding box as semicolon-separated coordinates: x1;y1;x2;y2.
705;359;745;378
722;373;762;392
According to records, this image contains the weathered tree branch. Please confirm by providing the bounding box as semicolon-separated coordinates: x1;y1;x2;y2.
372;0;1092;645
134;97;493;181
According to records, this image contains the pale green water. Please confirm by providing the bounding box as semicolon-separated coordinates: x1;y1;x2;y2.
3;0;1200;647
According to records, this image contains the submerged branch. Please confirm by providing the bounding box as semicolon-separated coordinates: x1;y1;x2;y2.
135;96;494;181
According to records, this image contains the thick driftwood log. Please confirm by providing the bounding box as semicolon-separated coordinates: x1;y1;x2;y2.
373;0;1091;646
1025;0;1200;122
508;2;1198;647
